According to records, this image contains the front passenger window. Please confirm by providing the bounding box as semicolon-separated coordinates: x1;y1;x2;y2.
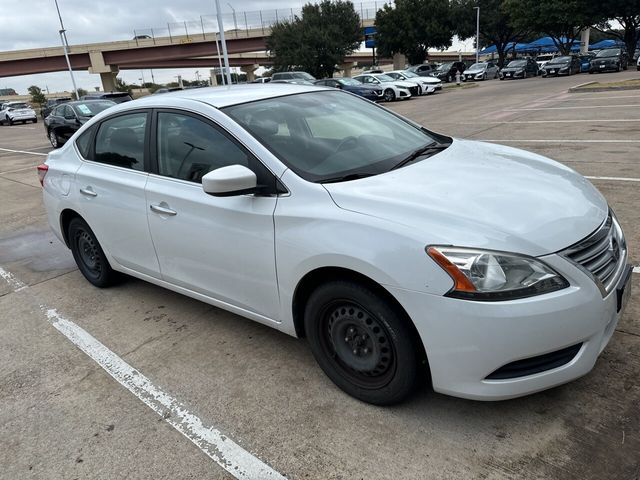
94;112;147;171
156;112;250;183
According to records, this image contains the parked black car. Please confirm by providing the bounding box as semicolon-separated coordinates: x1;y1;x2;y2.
589;48;629;73
431;61;467;82
542;55;581;77
44;100;115;148
80;92;133;103
499;58;539;79
406;64;436;77
314;78;383;101
40;97;71;118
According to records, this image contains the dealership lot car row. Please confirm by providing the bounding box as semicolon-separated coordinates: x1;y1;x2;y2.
37;84;632;405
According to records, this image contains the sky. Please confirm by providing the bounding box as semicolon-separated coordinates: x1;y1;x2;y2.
0;0;467;95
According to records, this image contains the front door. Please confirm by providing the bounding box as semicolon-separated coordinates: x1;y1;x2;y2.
145;110;280;320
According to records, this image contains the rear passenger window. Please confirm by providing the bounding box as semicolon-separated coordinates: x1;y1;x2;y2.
75;125;95;159
156;112;252;183
94;112;147;170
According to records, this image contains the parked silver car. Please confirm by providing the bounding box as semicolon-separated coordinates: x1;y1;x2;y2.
463;62;499;81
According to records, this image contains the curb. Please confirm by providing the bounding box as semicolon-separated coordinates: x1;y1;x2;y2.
442;83;479;91
569;80;640;93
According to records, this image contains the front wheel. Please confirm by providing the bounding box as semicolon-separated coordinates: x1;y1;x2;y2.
383;88;395;102
68;217;121;288
304;280;419;405
7;116;13;126
49;129;61;148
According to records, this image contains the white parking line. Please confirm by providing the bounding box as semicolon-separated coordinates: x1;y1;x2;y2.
568;95;640;101
585;176;640;183
480;139;640;143
503;105;640;111
0;266;285;480
0;147;48;156
0;165;40;175
634;266;640;274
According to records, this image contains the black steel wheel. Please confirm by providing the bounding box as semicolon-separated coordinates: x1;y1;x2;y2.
304;280;419;405
68;217;120;287
383;88;395;102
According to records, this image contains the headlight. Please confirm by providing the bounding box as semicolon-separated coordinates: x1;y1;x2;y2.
427;246;569;301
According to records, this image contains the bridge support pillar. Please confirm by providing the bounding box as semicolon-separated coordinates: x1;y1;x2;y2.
99;72;118;92
393;53;406;70
240;64;259;82
209;69;218;86
340;62;357;77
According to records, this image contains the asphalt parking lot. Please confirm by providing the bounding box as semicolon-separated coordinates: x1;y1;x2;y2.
1;70;639;479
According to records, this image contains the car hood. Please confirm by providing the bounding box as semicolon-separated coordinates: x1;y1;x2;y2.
415;77;441;84
323;139;607;256
502;66;524;72
385;80;417;89
465;68;486;74
545;63;569;68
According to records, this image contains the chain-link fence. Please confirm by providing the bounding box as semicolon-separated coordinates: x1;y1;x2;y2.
132;2;390;46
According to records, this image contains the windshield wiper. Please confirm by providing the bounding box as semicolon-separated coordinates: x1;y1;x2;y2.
319;172;376;184
390;142;449;170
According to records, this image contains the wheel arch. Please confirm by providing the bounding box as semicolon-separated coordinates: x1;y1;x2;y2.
59;208;83;248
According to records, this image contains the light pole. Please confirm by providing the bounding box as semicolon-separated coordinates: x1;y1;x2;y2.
54;0;79;99
473;6;480;64
227;3;238;32
215;0;233;85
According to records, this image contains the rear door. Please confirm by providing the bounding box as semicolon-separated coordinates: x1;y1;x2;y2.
74;110;160;277
144;109;281;319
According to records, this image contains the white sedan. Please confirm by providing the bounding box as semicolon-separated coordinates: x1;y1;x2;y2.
353;73;415;101
39;85;631;405
387;70;442;92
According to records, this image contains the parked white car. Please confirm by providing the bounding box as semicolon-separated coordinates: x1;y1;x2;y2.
39;85;631;405
1;101;37;125
387;70;442;92
463;62;500;81
353;73;414;101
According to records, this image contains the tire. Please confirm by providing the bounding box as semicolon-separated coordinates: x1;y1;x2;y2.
68;217;121;288
304;280;419;405
447;74;452;83
523;71;528;79
7;116;13;126
383;88;395;102
48;129;61;148
33;118;37;124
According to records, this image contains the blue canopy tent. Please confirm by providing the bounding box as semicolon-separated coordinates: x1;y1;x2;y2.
589;39;624;50
480;37;582;57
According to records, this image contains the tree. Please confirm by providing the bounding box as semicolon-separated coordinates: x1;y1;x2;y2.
115;77;132;94
504;0;604;55
267;1;361;78
28;86;46;106
451;0;530;68
375;0;454;65
594;0;640;60
71;88;88;100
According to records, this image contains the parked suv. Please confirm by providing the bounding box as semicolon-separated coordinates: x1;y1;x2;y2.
81;92;133;103
0;101;37;125
41;97;71;119
589;48;629;73
432;61;467;82
406;64;436;77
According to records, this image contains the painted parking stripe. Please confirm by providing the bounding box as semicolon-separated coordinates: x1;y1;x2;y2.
0;165;41;175
0;266;285;480
503;105;640;111
634;266;640;274
0;147;48;156
585;176;640;183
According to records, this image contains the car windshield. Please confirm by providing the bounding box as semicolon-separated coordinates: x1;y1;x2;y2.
294;72;316;80
338;78;361;86
469;63;487;70
402;70;420;78
72;101;115;117
436;63;453;71
595;49;620;57
549;57;570;64
375;74;395;82
223;91;444;183
507;60;526;67
9;103;29;109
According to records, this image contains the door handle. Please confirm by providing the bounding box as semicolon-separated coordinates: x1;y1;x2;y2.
79;187;97;197
150;203;177;216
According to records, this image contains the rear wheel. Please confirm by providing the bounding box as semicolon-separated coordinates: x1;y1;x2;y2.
304;280;419;405
48;129;61;148
68;217;121;288
383;89;395;102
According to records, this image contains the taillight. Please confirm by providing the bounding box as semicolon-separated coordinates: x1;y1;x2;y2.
37;164;48;187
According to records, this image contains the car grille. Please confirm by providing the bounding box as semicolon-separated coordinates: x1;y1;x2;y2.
560;213;626;295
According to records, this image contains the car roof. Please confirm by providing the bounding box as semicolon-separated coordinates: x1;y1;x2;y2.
130;84;327;108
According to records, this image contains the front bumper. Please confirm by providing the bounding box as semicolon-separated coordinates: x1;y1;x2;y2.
463;72;485;81
590;63;617;72
387;254;631;400
500;71;525;79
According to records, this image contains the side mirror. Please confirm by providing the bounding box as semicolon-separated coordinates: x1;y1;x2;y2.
202;164;257;197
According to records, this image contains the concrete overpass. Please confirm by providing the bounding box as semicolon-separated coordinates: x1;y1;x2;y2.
0;21;475;89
